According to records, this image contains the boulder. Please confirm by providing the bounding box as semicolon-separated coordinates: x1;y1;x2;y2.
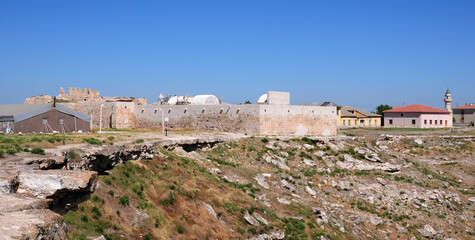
0;194;50;213
18;170;97;197
369;216;382;226
202;201;218;219
418;224;440;239
314;151;325;158
255;173;272;190
244;211;260;226
278;198;291;205
303;159;316;167
281;180;296;192
247;230;285;240
0;172;19;194
305;186;317;196
253;212;270;226
0;209;67;239
264;154;290;170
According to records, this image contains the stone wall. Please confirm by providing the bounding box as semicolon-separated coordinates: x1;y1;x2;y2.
24;95;53;104
61;103;115;129
259;105;337;136
267;91;290;105
135;104;261;134
135;104;337;136
58;102;337;136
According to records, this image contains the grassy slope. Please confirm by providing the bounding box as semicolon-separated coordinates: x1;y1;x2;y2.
64;135;474;240
65;145;337;240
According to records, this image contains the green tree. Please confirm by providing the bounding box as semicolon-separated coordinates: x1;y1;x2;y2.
376;104;392;115
376;104;392;126
244;100;251;104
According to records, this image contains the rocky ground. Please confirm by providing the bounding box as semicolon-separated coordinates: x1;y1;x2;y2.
0;130;474;239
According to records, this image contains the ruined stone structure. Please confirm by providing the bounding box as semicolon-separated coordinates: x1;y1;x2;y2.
25;87;147;105
59;91;337;136
57;87;101;102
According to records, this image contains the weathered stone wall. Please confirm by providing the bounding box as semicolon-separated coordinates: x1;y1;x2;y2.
58;102;337;135
135;104;261;134
61;103;116;129
114;102;137;129
24;95;53;104
259;105;337;136
267;91;290;105
135;104;337;136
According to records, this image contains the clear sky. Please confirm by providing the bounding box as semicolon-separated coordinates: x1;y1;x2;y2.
1;1;474;111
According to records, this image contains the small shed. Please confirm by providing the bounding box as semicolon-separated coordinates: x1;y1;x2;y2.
0;104;90;134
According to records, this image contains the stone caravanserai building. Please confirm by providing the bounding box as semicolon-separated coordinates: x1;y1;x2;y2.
25;88;338;136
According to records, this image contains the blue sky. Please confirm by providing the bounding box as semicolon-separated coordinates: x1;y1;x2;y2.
1;1;474;111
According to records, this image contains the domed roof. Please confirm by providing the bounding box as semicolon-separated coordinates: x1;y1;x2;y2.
190;95;220;105
257;94;267;104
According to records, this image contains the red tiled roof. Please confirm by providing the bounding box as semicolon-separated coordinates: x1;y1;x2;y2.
453;104;475;110
383;104;449;114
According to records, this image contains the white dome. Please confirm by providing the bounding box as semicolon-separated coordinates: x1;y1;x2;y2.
257;94;268;104
168;96;178;105
190;95;220;105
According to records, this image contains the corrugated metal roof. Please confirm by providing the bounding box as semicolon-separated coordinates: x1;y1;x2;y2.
340;106;381;117
0;104;90;122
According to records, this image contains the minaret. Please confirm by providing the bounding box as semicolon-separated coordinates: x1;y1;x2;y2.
444;89;452;114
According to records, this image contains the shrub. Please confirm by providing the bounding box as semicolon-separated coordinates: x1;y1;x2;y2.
83;138;102;145
68;150;77;159
31;137;43;142
92;206;102;219
92;195;105;204
261;138;269;143
108;136;115;141
0;149;4;158
177;225;184;234
135;139;144;143
301;137;314;145
31;147;45;155
283;218;307;239
160;192;175;205
144;233;152;240
119;195;130;206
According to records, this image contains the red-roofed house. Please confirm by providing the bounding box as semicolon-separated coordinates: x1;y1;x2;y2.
453;104;475;126
383;104;452;128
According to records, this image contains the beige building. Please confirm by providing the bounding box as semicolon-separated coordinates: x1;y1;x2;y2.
337;106;381;128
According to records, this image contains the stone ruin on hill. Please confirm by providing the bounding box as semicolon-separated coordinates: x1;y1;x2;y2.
24;87;146;105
